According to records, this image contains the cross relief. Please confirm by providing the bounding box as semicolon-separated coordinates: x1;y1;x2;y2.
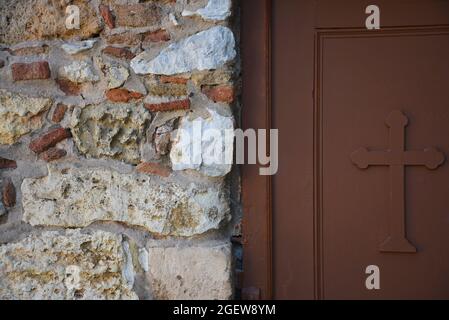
351;110;445;253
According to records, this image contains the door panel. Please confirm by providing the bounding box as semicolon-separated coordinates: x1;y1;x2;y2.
272;0;449;299
320;29;449;299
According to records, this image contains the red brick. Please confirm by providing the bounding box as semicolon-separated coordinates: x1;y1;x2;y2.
12;61;51;81
202;85;235;103
106;88;143;103
29;127;72;154
106;33;142;46
52;104;68;123
137;162;172;178
102;46;136;60
159;75;189;85
40;148;67;162
143;29;170;42
99;5;115;29
0;157;17;170
144;99;190;112
2;179;16;208
56;79;81;96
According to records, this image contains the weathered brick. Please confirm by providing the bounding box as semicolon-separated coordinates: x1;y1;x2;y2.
143;29;170;42
102;46;135;60
2;178;16;208
56;79;81;96
202;85;235;103
144;99;190;112
99;5;115;29
159;75;189;85
137;162;172;178
106;88;143;103
11;61;51;81
115;4;162;28
106;33;142;46
52;103;67;123
29;127;72;154
11;45;48;56
0;157;17;170
40;147;67;162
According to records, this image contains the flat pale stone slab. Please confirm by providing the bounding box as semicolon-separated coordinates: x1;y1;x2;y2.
21;166;230;236
61;39;97;55
148;242;232;300
0;229;137;300
131;26;236;75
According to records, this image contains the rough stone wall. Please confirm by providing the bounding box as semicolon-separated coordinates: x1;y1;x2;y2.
0;0;241;300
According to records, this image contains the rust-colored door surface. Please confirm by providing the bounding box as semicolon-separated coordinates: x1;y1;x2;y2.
271;0;449;299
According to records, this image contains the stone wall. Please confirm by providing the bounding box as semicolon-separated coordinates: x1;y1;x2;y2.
0;0;241;300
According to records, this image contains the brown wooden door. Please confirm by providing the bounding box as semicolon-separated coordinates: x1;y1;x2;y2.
271;0;449;299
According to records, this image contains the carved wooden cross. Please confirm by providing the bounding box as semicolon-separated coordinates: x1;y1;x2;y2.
351;110;445;253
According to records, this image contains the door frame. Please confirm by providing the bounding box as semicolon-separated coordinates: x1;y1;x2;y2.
241;0;273;300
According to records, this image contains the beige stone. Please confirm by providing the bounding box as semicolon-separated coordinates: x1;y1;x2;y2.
148;243;232;300
71;102;150;164
0;0;102;45
0;90;52;145
191;69;233;87
0;229;138;300
22;166;231;237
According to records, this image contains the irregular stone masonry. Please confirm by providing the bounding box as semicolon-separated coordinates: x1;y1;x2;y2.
0;230;137;300
0;0;238;300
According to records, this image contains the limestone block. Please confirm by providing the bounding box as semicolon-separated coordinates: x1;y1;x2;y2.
148;243;232;300
22;166;231;237
0;90;52;145
0;229;138;300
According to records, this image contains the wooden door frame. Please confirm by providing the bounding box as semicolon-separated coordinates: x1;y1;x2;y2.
241;0;273;300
